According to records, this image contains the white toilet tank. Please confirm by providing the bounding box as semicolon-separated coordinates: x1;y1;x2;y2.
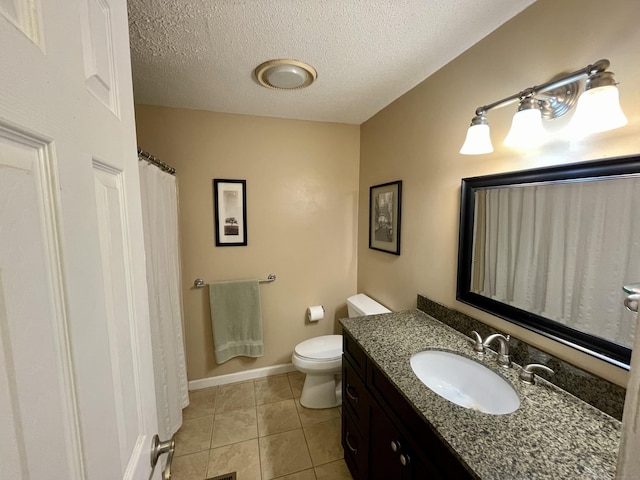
347;293;391;317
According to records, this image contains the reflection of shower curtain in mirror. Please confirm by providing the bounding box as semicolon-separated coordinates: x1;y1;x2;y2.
139;161;189;439
472;177;640;348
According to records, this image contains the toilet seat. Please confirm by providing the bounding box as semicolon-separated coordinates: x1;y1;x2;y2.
294;334;342;361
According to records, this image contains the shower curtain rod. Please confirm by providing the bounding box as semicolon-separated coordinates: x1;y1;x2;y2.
137;147;176;175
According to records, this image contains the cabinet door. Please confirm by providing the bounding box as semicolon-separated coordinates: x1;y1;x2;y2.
370;401;410;480
370;400;440;480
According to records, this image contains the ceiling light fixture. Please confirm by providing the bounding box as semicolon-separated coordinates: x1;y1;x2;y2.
254;59;317;90
459;59;627;155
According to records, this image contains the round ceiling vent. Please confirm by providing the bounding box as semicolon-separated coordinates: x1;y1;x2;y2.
254;59;317;90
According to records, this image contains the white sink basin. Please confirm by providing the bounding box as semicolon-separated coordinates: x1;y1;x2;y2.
410;350;520;415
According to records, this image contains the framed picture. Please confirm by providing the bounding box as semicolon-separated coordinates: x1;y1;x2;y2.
213;179;247;246
369;180;402;255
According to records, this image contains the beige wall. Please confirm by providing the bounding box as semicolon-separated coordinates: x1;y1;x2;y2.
358;0;640;387
135;106;360;381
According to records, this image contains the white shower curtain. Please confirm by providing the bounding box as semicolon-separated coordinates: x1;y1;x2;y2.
139;160;189;439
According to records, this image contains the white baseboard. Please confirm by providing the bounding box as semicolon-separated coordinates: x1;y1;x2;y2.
188;363;298;390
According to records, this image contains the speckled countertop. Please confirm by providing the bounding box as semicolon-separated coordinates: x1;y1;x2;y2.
340;310;621;480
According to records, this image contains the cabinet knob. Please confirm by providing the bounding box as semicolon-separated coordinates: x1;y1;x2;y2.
399;453;410;466
390;440;401;452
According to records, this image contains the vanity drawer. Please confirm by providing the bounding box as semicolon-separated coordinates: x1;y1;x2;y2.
342;408;369;480
343;331;367;378
342;356;369;435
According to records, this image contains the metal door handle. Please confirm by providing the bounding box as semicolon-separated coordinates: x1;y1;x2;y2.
151;434;175;480
624;294;640;313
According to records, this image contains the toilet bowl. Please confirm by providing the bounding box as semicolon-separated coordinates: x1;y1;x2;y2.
292;335;343;409
292;294;391;409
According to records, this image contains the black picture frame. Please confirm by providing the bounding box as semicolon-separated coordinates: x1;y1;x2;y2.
369;180;402;255
213;179;247;246
457;155;640;370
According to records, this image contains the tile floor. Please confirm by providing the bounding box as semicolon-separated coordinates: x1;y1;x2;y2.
172;371;354;480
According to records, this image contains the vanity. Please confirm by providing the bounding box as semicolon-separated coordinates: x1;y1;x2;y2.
341;311;621;479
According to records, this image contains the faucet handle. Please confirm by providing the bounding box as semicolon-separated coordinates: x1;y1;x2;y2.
520;364;554;384
470;331;484;354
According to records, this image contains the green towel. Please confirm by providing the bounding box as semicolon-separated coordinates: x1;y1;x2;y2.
209;280;264;364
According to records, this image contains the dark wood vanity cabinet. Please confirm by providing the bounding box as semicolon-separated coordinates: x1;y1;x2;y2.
342;331;474;480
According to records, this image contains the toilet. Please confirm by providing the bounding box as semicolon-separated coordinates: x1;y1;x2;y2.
292;293;391;409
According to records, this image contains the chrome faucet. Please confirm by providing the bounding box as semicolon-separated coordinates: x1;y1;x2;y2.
519;364;554;384
470;331;485;355
483;333;511;368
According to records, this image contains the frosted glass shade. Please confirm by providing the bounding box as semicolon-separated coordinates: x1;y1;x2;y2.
460;124;493;155
569;85;628;136
504;108;545;148
265;64;308;89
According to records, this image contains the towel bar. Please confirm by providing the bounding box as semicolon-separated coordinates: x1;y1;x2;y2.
194;274;276;288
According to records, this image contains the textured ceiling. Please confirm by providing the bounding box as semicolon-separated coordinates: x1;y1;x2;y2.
128;0;535;125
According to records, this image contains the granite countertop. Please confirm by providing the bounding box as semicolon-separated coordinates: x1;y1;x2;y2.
340;310;621;480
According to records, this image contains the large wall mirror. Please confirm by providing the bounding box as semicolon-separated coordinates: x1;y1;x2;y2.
457;155;640;369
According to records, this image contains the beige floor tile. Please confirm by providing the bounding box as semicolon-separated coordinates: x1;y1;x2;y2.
287;372;305;398
303;419;343;466
171;450;209;480
211;406;258;448
314;459;353;480
294;398;340;427
207;438;261;480
175;416;214;457
183;387;217;420
259;429;313;479
273;469;316;480
215;381;256;413
257;399;301;436
255;375;293;405
173;375;344;480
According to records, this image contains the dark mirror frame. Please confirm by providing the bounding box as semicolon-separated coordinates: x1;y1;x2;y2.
457;154;640;370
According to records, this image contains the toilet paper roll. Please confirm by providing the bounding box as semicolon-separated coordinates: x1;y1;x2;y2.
307;305;325;322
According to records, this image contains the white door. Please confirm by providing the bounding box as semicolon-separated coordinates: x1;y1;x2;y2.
0;1;160;479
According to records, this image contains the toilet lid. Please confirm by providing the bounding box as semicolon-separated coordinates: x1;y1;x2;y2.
295;335;342;360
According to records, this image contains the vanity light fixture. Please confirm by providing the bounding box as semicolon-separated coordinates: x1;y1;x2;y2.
459;59;628;155
254;59;317;90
